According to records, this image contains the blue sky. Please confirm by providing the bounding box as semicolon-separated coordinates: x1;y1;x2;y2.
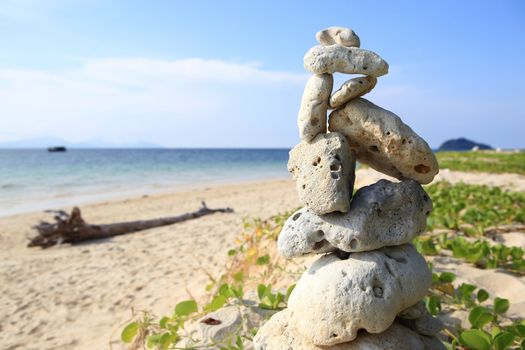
0;0;524;148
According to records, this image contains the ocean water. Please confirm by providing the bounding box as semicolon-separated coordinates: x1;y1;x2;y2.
0;149;290;217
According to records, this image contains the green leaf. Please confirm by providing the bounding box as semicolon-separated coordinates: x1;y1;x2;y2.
233;271;244;282
147;334;161;348
459;330;491;350
256;254;270;265
219;284;232;298
426;295;441;316
257;284;267;300
493;331;515;350
175;300;198;317
121;321;139;343
205;295;227;312
159;332;174;349
469;306;493;328
439;272;456;283
227;249;237;256
258;302;273;310
515;324;525;337
477;289;490;303
285;284;296;301
159;316;170;329
494;297;510;314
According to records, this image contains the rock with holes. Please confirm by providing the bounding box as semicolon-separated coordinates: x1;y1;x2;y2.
286;244;431;346
304;45;389;77
329;98;438;184
316;27;361;47
178;304;273;348
298;74;333;141
288;133;356;215
330;76;377;109
278;179;432;258
254;309;446;350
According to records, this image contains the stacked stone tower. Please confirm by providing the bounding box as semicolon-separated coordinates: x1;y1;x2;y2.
254;27;445;349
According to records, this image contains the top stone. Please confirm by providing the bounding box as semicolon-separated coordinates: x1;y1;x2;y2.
316;27;360;47
304;45;389;77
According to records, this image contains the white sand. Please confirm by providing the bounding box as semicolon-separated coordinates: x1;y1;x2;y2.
1;170;524;349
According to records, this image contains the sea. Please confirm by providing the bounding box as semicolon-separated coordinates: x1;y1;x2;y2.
0;148;290;217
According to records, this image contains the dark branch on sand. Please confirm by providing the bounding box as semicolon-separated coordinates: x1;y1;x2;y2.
28;202;234;248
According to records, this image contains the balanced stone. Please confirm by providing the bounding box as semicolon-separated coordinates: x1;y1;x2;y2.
329;98;438;184
288;133;356;214
330;76;377;109
316;27;360;47
254;309;446;350
278;179;432;258
304;45;389;77
298;74;333;141
287;244;431;346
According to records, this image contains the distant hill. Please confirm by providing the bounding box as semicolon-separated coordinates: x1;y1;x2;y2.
0;137;163;149
438;138;493;151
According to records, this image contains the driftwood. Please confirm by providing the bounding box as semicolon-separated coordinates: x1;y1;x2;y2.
28;202;234;248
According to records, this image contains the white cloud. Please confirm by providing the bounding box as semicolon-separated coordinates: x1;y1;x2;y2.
0;58;308;146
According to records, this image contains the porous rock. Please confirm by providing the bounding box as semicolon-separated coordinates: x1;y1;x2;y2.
329;98;438;184
298;74;333;141
316;27;360;47
330;76;377;109
288;133;356;215
286;244;432;346
254;309;446;350
304;45;389;77
278;179;432;258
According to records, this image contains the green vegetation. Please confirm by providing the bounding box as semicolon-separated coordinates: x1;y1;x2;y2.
121;181;525;349
436;151;525;175
425;181;525;235
429;269;525;350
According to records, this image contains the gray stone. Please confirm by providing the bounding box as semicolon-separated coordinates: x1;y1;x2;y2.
398;301;444;336
304;45;389;77
278;179;432;258
401;313;445;337
329;98;439;184
288;133;356;215
298;74;333;141
254;309;446;350
286;244;431;346
316;27;360;47
330;76;377;109
398;300;428;320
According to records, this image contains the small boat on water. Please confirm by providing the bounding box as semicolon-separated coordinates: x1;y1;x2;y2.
47;146;67;152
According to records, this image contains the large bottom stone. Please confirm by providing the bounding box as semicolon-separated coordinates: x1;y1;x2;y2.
287;244;431;346
253;309;445;350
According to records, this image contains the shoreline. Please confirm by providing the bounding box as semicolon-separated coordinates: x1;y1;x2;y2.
0;172;291;218
4;166;525;219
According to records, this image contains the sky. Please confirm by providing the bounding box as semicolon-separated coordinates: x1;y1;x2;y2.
0;0;524;148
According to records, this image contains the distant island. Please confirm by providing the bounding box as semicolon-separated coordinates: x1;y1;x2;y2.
438;137;493;151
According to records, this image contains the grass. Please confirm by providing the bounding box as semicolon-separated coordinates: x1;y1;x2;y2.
436;151;525;175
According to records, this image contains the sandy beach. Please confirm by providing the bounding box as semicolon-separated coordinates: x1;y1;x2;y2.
1;169;525;350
